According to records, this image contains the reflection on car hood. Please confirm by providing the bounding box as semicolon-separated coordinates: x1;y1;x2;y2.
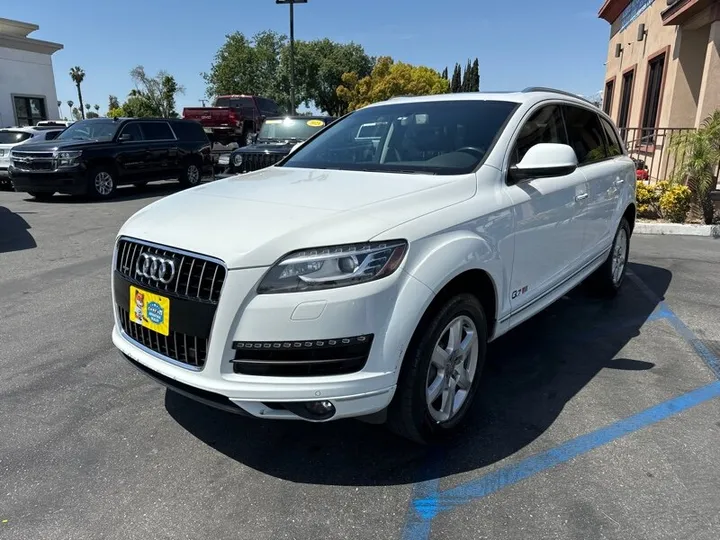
119;166;477;268
8;140;100;152
235;142;296;155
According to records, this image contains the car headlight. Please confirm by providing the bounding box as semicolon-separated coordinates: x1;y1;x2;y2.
54;150;82;167
233;153;243;167
257;241;408;294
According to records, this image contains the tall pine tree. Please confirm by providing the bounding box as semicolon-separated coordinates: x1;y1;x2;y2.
461;60;472;92
450;64;461;93
441;67;448;80
471;58;480;91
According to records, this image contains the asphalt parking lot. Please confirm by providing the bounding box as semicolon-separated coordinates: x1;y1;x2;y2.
2;185;720;540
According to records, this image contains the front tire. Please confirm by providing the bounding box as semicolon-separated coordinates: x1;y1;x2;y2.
87;167;117;199
588;218;631;297
387;293;487;444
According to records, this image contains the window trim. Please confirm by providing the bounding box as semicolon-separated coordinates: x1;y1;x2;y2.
637;46;669;147
598;115;627;159
506;102;569;170
11;94;48;127
603;76;616;116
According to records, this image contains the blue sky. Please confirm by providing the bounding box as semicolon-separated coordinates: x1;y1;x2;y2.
5;0;610;116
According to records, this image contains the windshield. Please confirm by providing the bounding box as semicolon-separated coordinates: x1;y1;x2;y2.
281;100;517;175
0;131;33;145
258;118;327;142
56;120;119;142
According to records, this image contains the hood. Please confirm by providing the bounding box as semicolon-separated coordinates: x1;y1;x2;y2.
119;166;476;268
10;140;99;153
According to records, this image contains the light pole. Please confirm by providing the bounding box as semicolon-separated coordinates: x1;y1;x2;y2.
276;0;307;115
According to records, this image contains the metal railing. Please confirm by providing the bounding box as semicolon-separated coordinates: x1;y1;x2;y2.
621;127;697;183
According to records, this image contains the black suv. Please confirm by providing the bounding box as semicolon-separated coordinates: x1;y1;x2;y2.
224;115;334;174
9;118;212;200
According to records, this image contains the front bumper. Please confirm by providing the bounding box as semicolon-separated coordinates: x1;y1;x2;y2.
9;167;86;194
112;256;434;421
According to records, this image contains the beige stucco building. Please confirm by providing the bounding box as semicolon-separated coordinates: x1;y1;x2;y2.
599;0;720;132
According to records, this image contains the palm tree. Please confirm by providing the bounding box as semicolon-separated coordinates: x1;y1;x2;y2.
67;100;74;111
57;100;62;117
94;104;100;113
69;66;86;119
670;110;720;224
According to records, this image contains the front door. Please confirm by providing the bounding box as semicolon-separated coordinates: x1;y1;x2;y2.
504;104;588;311
115;123;147;183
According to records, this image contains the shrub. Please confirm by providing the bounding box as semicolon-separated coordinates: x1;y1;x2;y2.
659;184;692;223
636;182;659;218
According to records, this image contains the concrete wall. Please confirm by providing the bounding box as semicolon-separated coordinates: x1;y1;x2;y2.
0;46;60;127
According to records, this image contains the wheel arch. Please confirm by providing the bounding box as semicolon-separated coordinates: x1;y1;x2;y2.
623;202;636;234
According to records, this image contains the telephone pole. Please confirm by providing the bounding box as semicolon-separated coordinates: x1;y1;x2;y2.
276;0;307;115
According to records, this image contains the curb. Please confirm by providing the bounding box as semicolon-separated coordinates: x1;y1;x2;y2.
635;222;720;238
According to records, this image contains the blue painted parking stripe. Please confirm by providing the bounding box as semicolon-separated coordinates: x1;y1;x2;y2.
628;272;720;379
404;381;720;537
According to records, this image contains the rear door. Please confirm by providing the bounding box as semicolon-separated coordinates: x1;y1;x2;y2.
504;103;589;311
563;105;623;262
115;122;147;182
139;121;176;178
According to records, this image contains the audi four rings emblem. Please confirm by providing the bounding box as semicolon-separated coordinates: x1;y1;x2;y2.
135;253;176;284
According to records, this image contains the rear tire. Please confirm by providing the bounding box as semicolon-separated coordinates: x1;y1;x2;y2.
179;159;202;188
387;293;487;444
587;218;631;297
28;191;54;201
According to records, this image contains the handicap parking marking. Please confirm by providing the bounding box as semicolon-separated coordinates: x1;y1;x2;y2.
401;271;720;540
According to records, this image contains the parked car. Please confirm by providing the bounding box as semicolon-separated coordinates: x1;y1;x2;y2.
0;126;65;188
183;95;281;147
111;88;636;443
222;115;335;174
36;120;74;128
9;117;212;200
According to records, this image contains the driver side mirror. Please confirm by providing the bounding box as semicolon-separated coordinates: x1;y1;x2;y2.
509;143;578;183
118;133;133;142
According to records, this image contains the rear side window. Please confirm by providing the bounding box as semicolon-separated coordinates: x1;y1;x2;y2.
171;121;208;142
44;130;63;141
140;122;174;141
0;131;32;144
511;104;567;165
599;117;623;157
562;106;607;165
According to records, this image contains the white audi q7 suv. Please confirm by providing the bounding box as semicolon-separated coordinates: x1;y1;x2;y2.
112;88;636;443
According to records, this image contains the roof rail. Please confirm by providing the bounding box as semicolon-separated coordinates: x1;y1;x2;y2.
522;87;593;104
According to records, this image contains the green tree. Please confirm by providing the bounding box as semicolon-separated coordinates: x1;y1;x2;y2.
71;107;82;121
107;107;125;119
441;67;448;80
108;95;120;111
67;100;74;111
470;58;480;91
337;56;449;112
203;31;288;106
85;103;92;112
282;39;374;116
69;66;86;119
461;60;472;92
670;110;720;223
86;111;99;119
124;66;185;117
450;64;461;93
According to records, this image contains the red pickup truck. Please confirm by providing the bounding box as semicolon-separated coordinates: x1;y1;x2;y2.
182;95;282;146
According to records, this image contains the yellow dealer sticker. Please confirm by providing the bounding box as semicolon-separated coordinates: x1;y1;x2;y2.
306;119;325;127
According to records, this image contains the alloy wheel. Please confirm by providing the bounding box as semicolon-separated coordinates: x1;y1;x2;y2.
426;315;479;423
611;228;628;285
94;172;114;196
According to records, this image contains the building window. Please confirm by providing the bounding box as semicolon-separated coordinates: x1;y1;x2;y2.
619;0;654;31
603;79;615;115
618;69;635;135
641;53;666;141
14;96;48;126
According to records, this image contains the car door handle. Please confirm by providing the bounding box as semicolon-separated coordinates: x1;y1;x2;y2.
614;179;625;185
575;193;589;201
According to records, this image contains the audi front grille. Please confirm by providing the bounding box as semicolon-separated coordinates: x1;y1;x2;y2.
115;239;225;303
114;238;226;369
